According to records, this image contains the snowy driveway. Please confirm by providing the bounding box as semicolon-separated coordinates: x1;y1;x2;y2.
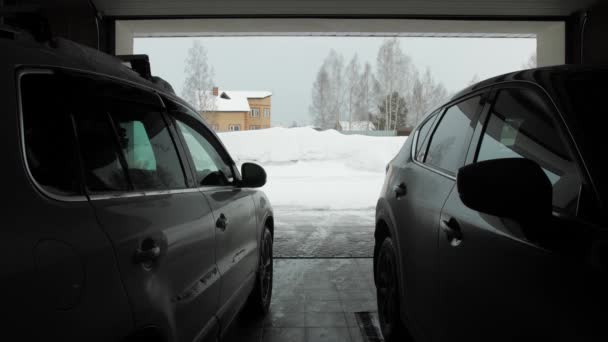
273;208;375;258
219;127;407;258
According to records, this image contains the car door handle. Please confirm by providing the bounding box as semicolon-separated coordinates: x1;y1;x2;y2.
394;183;407;199
134;238;161;264
441;218;463;247
216;213;229;231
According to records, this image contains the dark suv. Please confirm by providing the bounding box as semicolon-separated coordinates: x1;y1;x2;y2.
4;29;274;341
374;66;608;341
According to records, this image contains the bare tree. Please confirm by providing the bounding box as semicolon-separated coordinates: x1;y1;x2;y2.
376;38;413;130
468;74;481;86
309;66;333;129
408;68;449;127
356;62;378;130
344;54;361;130
182;40;215;111
324;49;345;128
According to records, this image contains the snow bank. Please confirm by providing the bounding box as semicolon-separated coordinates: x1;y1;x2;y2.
218;127;407;210
219;127;405;173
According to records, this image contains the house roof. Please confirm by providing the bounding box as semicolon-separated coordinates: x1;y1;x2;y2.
226;91;272;99
201;90;272;112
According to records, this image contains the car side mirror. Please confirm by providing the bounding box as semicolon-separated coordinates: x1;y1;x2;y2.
240;162;267;188
457;158;553;221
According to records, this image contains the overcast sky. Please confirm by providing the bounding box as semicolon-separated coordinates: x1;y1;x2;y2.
135;37;535;126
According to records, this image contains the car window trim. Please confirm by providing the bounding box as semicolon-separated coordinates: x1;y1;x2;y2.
17;67;205;202
412;109;441;163
168;99;237;168
66;70;190;197
165;103;238;189
17;68;88;203
418;92;488;178
156;95;198;188
87;187;202;201
472;83;589;217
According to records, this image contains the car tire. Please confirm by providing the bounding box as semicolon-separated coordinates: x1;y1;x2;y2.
246;227;273;315
376;237;410;342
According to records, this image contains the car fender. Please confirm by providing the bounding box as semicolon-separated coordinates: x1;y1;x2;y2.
251;191;274;251
375;197;405;301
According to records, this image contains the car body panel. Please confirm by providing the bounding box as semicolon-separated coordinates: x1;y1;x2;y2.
202;187;259;330
377;66;608;342
5;40;134;340
89;191;220;342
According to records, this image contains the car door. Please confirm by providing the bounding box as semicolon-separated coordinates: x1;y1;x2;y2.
436;84;608;341
69;73;220;342
10;69;133;341
388;94;484;340
164;99;259;331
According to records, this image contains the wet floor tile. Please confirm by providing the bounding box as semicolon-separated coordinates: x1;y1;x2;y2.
270;299;307;313
349;326;365;342
305;300;343;313
264;312;306;328
307;327;352;342
262;328;306;342
341;300;377;313
223;259;380;341
305;312;348;327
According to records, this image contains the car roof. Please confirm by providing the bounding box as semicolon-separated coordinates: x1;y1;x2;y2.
451;64;606;101
0;27;184;104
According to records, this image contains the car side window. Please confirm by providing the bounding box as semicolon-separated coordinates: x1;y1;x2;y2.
109;104;186;190
73;75;186;192
74;110;130;192
20;72;82;196
425;96;481;174
165;100;235;187
476;87;582;214
415;110;440;161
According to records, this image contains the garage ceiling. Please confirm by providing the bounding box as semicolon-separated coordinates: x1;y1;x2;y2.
94;0;597;18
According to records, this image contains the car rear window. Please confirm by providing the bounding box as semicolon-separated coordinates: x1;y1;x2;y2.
20;73;82;197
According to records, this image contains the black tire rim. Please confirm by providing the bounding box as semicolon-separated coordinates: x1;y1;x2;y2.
259;233;273;304
377;244;398;336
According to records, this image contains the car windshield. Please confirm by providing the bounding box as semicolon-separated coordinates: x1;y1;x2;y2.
559;71;608;202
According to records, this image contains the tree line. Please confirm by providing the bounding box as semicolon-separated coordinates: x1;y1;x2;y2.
309;38;449;131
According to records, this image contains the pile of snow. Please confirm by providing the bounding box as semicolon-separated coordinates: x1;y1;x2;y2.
219;127;403;173
219;127;407;210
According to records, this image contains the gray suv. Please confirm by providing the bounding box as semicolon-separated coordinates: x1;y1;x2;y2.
4;29;273;341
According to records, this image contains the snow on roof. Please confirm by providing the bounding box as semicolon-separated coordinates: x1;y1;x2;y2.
225;91;272;99
209;94;251;112
339;121;376;131
201;90;272;112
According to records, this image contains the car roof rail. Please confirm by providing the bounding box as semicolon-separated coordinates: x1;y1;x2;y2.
0;4;52;43
117;54;152;80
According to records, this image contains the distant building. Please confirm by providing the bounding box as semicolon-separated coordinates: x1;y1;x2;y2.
336;121;376;131
201;87;272;132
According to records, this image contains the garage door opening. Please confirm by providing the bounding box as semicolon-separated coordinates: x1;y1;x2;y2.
132;31;540;258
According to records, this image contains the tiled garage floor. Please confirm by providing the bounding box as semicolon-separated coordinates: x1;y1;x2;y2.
223;258;378;342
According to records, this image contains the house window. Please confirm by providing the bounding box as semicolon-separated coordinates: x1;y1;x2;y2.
263;108;270;117
249;125;260;130
251;108;260;117
229;124;241;131
211;124;219;131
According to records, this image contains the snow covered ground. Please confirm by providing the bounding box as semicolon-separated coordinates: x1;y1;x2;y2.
219;127;407;211
218;127;407;257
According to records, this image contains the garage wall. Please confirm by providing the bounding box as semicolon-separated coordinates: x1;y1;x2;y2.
583;4;608;65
